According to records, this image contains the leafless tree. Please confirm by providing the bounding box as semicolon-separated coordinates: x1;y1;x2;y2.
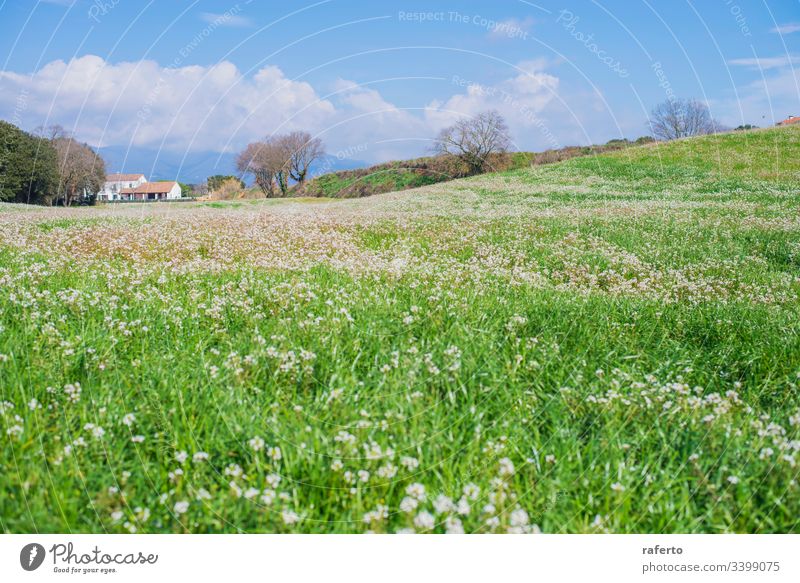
35;124;71;141
237;141;278;198
191;183;208;198
272;139;292;196
649;98;718;141
238;132;323;197
52;137;106;206
433;110;511;174
281;131;325;185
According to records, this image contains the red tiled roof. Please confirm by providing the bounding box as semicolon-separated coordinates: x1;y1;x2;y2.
120;181;177;194
106;173;146;182
778;116;800;125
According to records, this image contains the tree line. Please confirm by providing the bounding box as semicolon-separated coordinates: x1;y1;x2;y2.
0;122;105;206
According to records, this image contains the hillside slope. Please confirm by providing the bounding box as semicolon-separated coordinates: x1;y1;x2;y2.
563;125;800;184
289;139;644;199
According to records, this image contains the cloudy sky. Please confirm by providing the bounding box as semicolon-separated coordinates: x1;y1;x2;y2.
0;0;798;166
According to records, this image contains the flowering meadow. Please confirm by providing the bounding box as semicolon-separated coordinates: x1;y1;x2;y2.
1;127;799;533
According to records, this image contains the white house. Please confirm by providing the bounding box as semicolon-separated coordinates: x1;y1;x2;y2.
97;173;147;201
119;181;182;201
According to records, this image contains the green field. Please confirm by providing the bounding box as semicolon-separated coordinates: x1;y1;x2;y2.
1;127;799;533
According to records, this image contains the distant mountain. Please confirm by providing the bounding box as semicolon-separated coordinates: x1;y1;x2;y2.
98;146;237;185
98;146;368;185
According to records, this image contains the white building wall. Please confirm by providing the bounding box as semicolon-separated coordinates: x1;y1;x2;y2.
98;176;147;200
167;183;182;199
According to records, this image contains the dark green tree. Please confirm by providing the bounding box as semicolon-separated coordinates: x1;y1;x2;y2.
0;120;59;205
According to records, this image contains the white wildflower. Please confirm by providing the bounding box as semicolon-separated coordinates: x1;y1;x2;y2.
413;511;435;530
400;456;419;470
445;516;464;534
463;483;480;500
406;482;426;501
433;494;454;514
281;510;300;525
399;497;418;513
498;457;515;477
509;508;530;527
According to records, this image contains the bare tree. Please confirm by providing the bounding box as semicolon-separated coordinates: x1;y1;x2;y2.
434;110;511;174
35;124;71;141
191;183;208;198
281;131;325;185
238;132;323;197
237;141;277;198
272;138;292;196
649;98;717;141
52;137;106;206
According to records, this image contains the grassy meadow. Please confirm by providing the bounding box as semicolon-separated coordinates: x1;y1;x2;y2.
1;126;799;533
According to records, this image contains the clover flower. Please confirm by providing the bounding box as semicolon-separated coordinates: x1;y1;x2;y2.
399;497;418;513
498;457;515;477
433;494;454;514
405;483;426;501
413;511;435;530
281;510;300;525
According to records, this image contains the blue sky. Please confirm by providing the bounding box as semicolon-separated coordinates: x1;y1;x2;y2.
1;0;798;165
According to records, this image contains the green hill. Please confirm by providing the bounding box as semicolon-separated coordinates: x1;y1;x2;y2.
562;125;800;185
291;140;644;199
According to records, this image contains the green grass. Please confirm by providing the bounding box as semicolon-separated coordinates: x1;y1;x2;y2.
1;126;799;533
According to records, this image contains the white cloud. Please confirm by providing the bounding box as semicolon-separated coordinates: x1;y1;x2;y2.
729;55;800;69
771;23;800;35
0;55;333;153
198;12;253;28
324;80;434;161
0;55;578;162
424;60;563;150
